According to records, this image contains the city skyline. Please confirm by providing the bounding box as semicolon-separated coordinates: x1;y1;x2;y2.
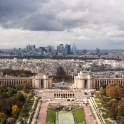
0;0;124;49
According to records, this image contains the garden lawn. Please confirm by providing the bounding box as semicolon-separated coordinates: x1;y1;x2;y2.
66;80;74;83
95;99;100;104
97;103;102;108
58;111;75;124
105;119;110;124
74;108;86;124
46;109;56;124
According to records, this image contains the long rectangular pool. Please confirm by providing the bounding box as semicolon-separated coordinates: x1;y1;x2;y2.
58;111;75;124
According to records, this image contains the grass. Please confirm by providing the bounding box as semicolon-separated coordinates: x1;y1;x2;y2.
66;80;74;83
100;109;106;112
58;111;75;124
102;114;108;119
95;99;100;103
46;109;56;124
103;97;110;102
97;103;102;108
23;114;29;123
105;119;110;124
74;108;86;124
94;99;103;108
53;80;60;83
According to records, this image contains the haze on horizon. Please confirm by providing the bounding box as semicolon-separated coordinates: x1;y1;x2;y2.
0;0;124;49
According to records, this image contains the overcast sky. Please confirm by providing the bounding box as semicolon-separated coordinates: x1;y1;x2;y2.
0;0;124;49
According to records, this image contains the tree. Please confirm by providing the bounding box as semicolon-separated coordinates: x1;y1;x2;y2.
0;101;6;112
22;80;27;89
0;112;4;121
57;66;66;75
100;82;106;88
107;99;117;108
118;100;124;117
0;112;6;124
11;105;20;116
15;84;22;90
19;73;27;77
106;83;117;91
18;94;26;102
1;118;6;124
7;118;16;124
19;118;24;124
116;116;124;124
6;108;12;116
16;100;23;108
109;103;118;118
99;87;106;96
1;92;8;99
106;85;123;99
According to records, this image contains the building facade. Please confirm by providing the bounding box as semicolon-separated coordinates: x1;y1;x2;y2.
72;43;77;55
41;89;90;100
0;73;52;89
65;44;71;55
32;74;52;89
74;71;124;89
57;44;64;54
1;71;124;90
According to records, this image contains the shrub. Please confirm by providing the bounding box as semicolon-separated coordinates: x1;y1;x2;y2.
102;114;108;119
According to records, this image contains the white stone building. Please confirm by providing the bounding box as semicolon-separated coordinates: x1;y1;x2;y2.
0;73;52;89
32;73;52;89
74;71;124;89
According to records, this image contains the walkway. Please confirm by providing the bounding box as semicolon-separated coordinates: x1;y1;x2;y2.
82;103;94;124
37;101;49;124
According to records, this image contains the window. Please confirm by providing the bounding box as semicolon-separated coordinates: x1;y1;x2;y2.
41;80;44;88
84;80;87;88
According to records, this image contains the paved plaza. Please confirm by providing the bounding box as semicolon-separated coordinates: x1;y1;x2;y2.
37;99;95;124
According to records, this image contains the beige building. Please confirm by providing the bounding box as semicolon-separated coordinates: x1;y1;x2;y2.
42;89;90;100
0;73;52;89
74;71;92;89
32;73;52;89
0;77;32;87
74;71;124;89
1;71;124;92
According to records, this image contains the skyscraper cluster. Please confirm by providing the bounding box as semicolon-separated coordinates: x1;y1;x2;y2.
25;43;77;56
57;43;77;55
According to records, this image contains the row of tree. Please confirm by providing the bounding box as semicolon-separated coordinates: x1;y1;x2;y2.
1;69;35;77
0;85;26;124
53;74;72;80
98;82;124;121
53;66;73;80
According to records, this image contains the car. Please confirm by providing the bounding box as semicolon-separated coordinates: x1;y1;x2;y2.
67;99;70;101
89;113;92;116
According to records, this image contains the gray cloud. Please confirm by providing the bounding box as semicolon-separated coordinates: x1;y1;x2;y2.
0;0;124;49
0;0;124;32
